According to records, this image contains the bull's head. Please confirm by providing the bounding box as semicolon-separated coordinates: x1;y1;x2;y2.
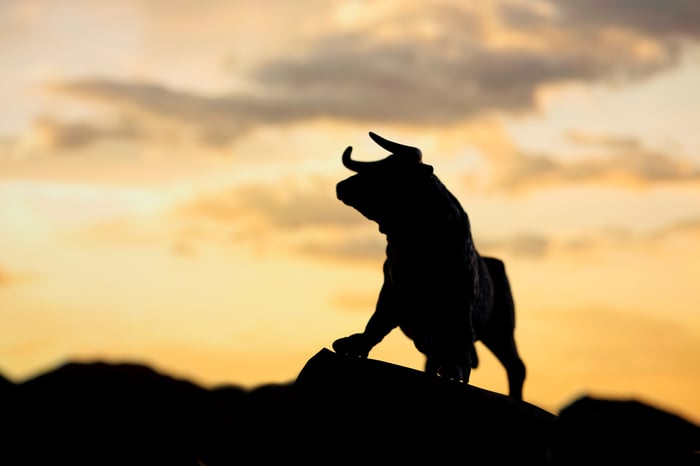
336;132;434;229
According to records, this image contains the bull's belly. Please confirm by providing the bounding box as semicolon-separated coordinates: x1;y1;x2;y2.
397;309;473;348
389;274;476;347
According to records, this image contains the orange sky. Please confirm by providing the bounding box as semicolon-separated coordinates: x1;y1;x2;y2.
1;0;699;424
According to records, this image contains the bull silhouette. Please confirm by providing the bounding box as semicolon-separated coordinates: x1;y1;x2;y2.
332;132;526;399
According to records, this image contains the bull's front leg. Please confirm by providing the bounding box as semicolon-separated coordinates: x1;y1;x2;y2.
422;309;475;383
332;332;373;359
332;281;397;359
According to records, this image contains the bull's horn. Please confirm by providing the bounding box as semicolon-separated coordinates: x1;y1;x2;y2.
342;145;384;172
369;131;422;162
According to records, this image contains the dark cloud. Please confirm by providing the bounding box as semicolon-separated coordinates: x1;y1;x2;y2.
550;0;700;39
50;1;700;145
251;0;695;124
51;80;257;147
253;39;566;123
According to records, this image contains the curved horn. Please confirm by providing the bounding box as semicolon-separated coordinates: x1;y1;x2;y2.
369;131;422;162
342;145;385;172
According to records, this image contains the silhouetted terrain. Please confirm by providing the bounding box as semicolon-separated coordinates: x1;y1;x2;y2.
3;348;699;465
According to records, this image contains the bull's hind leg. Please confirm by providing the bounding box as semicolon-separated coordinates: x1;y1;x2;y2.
482;335;526;400
482;257;526;399
424;356;439;377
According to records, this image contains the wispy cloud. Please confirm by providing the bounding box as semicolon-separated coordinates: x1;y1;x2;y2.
178;176;360;231
48;80;257;148
294;235;386;264
171;156;700;262
30;116;146;150
497;147;700;193
466;125;700;193
647;216;700;240
170;175;384;260
480;214;700;259
479;233;552;258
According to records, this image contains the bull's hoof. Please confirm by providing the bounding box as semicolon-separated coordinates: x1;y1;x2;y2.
332;334;371;359
437;365;469;383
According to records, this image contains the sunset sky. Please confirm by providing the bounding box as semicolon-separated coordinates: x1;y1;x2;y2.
1;0;699;423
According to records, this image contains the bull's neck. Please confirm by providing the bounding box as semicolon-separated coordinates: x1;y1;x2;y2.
381;213;470;250
383;222;448;248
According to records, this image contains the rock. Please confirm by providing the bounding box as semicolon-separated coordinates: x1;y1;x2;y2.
291;348;555;465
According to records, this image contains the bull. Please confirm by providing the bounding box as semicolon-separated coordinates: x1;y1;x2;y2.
332;131;526;399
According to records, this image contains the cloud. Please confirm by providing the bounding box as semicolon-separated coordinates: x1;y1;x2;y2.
475;128;700;193
479;233;552;258
47;0;700;146
173;163;700;263
175;175;554;263
294;235;386;264
250;0;698;125
548;0;700;39
178;176;360;231
559;218;700;251
172;175;387;259
30;116;146;150
647;216;700;240
477;213;700;259
49;80;257;148
174;175;394;263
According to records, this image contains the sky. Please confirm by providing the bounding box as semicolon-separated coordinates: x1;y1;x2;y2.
1;0;699;423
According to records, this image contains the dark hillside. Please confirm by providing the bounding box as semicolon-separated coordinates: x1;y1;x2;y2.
2;349;698;465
